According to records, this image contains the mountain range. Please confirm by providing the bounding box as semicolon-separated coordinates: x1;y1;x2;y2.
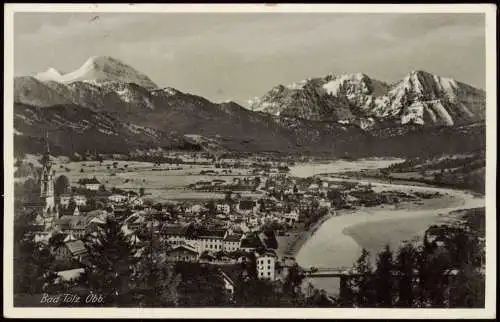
13;56;486;158
248;71;485;129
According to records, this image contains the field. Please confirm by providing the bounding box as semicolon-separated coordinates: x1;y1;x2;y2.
289;158;404;178
52;160;260;202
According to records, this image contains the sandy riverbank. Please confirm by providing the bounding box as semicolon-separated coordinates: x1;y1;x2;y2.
298;183;482;265
277;183;468;262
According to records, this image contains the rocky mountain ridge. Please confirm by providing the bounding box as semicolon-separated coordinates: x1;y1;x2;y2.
249;70;485;129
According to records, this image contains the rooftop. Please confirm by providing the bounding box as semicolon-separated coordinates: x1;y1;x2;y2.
65;240;87;256
78;177;101;185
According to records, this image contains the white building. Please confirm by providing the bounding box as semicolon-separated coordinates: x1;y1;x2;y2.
185;204;207;215
256;251;277;280
216;203;231;214
108;194;129;204
282;209;300;224
73;195;87;206
129;196;143;207
195;234;225;253
59;194;72;207
59;194;87;207
79;177;101;191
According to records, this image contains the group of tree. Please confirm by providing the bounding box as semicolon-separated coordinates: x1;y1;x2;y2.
338;209;485;308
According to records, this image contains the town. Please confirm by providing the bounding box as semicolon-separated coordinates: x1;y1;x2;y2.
14;139;451;307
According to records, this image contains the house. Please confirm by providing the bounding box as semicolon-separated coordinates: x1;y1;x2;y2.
124;212;145;231
56;267;85;282
87;215;107;233
56;215;88;239
129;196;143;207
237;200;259;215
162;224;193;247
165;244;199;262
223;233;242;252
185;204;207;215
268;168;280;178
59;194;72;207
219;270;236;301
73;195;87;206
53;240;87;262
216;203;231;214
59;194;87;207
282;209;300;224
218;265;249;302
256;250;277;280
240;234;263;252
194;228;226;253
108;194;129;204
78;177;101;191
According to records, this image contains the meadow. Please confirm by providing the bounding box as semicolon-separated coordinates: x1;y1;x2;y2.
52;160;260;202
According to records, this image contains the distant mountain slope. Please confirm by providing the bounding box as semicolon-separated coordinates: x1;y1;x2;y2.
13;102;184;155
249;70;485;128
13;56;486;157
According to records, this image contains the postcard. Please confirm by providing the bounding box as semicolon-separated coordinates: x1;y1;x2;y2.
3;3;496;319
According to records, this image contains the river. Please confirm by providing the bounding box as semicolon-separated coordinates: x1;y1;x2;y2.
295;176;485;297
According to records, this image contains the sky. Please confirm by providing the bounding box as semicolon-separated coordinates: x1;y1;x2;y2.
14;12;486;106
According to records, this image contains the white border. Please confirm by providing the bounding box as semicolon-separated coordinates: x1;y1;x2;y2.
3;3;497;319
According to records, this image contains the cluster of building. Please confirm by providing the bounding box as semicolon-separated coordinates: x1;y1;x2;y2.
18;142;366;298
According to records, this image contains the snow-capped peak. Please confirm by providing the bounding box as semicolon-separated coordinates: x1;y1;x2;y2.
248;70;485;128
33;56;158;90
34;67;62;81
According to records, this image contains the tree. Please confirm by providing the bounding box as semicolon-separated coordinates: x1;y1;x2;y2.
342;249;376;307
374;245;395;307
394;243;418;307
448;263;485;308
175;262;229;307
54;175;70;196
283;263;304;296
77;218;135;306
14;237;55;294
206;200;217;215
130;238;180;307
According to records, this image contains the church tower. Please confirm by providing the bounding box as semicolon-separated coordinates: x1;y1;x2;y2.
40;133;55;216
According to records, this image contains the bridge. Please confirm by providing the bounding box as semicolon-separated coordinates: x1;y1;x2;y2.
303;266;354;278
303;267;460;278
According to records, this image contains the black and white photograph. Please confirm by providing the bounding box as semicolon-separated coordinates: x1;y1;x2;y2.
3;3;496;319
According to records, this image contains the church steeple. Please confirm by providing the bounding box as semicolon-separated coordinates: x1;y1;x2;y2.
40;132;55;218
41;132;52;169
